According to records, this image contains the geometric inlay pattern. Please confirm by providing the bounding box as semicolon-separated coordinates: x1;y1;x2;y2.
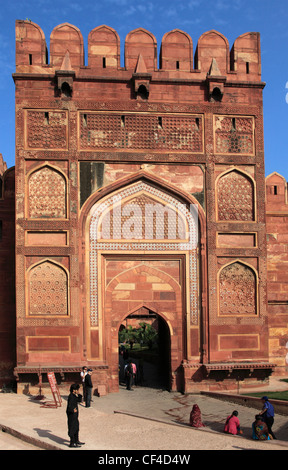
219;261;256;315
99;193;187;240
79;113;203;152
28;261;68;316
214;115;254;155
217;170;254;221
26;110;67;149
28;166;66;219
89;181;199;325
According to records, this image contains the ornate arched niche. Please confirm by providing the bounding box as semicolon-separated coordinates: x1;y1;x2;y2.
85;179;202;364
216;169;255;221
27;260;69;316
218;260;258;316
27;165;67;219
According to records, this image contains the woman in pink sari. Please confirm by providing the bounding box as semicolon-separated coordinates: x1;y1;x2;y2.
224;410;241;435
189;404;205;428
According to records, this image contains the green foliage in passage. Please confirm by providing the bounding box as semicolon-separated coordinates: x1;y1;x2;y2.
119;322;158;350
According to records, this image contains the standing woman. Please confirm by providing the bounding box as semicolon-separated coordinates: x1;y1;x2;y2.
66;384;85;448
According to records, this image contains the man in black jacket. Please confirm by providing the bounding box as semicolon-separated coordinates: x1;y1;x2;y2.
84;369;93;407
66;383;85;448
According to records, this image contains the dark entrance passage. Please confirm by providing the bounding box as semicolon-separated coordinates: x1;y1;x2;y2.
118;309;171;390
157;316;171;389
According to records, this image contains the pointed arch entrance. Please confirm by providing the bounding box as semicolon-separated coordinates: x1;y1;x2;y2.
118;304;172;390
108;264;178;390
81;174;206;393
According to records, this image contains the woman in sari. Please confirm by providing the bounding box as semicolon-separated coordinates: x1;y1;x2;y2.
224;410;242;435
189;404;205;428
252;415;271;440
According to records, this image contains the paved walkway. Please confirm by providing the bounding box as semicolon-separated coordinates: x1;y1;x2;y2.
1;379;288;451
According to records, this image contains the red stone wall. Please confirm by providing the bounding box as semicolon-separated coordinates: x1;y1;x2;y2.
266;173;288;374
12;20;269;392
0;157;16;386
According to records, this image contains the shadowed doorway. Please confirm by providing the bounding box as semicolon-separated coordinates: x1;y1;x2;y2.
118;307;171;390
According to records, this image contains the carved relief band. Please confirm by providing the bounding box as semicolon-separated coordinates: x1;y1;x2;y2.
79;112;203;152
25;110;68;150
214;115;255;155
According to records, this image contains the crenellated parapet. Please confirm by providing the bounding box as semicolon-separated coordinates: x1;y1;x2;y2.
15;20;262;84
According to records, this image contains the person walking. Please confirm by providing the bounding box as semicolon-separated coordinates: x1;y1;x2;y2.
84;369;93;407
259;396;276;439
66;384;85;448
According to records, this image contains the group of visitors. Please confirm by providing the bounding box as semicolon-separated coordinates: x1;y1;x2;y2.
66;358;139;448
67;362;278;449
189;396;276;441
119;345;144;387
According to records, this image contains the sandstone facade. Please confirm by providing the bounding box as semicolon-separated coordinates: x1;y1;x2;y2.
0;21;286;393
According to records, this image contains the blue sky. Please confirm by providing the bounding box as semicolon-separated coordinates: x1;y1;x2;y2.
0;0;287;179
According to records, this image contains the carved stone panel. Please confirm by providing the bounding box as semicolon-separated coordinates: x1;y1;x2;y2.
25;110;68;149
214;115;254;155
79;112;203;152
28;261;68;316
219;261;257;316
217;170;254;221
28;166;67;219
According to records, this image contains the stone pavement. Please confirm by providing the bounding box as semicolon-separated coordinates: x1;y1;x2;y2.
0;379;288;451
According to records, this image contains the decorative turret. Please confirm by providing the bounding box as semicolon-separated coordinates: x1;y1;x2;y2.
132;54;152;99
206;58;226;101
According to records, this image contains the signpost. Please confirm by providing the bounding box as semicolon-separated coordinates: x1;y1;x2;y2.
41;372;62;408
34;366;45;400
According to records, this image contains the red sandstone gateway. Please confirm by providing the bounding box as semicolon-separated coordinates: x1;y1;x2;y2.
0;20;286;394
